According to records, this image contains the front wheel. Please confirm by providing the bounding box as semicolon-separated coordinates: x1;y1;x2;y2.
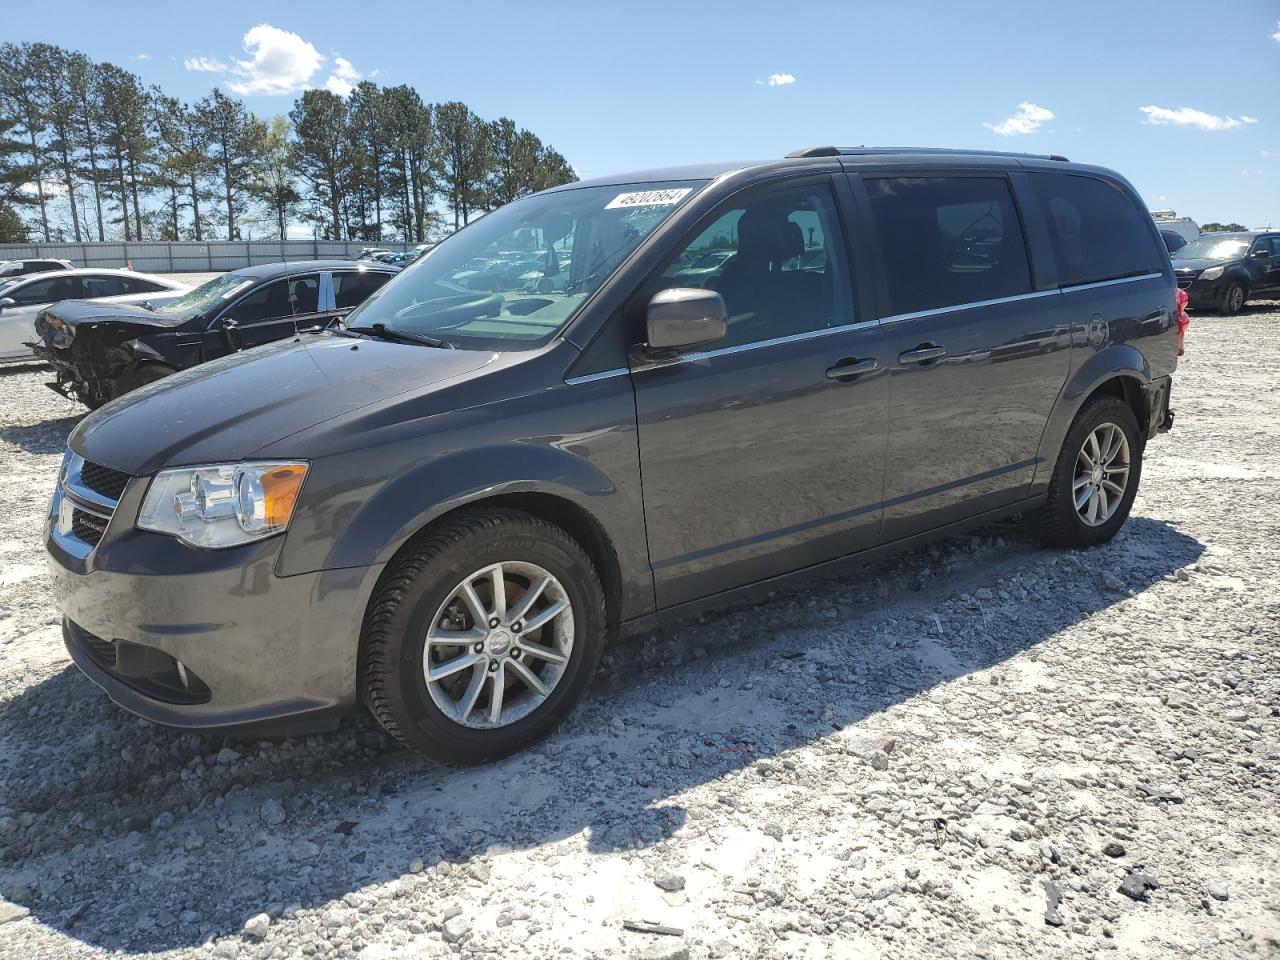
111;362;176;400
1033;395;1143;548
361;508;605;762
1219;282;1246;315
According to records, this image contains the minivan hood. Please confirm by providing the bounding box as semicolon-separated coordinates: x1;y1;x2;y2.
70;333;495;475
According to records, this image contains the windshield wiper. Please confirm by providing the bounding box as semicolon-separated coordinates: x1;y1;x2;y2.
344;322;454;350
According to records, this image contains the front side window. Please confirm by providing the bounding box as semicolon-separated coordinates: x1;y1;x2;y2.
1029;173;1163;286
288;274;320;315
343;180;705;349
648;180;853;349
866;176;1032;315
228;279;294;325
9;274;84;305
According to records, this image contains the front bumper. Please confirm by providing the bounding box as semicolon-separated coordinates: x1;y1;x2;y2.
1181;278;1228;310
46;475;383;736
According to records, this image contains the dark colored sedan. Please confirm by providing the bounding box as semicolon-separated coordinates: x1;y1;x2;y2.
30;260;398;407
1172;231;1280;314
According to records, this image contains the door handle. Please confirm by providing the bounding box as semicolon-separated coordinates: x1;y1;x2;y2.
825;357;879;380
898;344;946;365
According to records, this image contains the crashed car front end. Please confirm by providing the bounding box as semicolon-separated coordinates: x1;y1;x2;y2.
29;302;188;409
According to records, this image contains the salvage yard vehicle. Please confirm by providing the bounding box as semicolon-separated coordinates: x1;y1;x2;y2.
29;260;399;408
45;147;1179;762
0;267;187;365
1171;231;1280;314
0;257;74;279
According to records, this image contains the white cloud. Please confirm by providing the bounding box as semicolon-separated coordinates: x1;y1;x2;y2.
1139;105;1257;131
133;53;152;61
184;56;228;73
324;56;360;97
225;24;323;96
983;101;1054;136
1273;21;1280;43
759;73;795;86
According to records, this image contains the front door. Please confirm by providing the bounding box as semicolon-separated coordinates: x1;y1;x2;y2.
859;174;1070;541
206;275;307;358
631;177;891;608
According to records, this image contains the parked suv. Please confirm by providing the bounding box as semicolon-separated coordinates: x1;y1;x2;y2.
29;260;399;407
45;148;1179;761
1171;231;1280;314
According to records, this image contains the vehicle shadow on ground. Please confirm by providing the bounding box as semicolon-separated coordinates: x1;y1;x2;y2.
0;515;1203;953
0;416;84;455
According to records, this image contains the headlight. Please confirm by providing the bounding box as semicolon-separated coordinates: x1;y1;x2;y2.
1200;266;1224;281
138;462;308;548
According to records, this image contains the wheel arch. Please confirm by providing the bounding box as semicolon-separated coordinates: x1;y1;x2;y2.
1032;345;1151;493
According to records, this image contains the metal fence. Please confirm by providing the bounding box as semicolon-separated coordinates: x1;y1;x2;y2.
0;240;415;274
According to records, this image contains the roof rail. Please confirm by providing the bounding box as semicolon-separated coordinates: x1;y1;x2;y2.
785;146;1070;162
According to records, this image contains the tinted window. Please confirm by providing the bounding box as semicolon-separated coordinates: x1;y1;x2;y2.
651;180;854;349
81;276;131;298
24;261;66;274
289;274;320;314
1029;173;1162;286
9;274;84;305
228;279;294;325
119;276;167;294
865;176;1032;315
334;270;392;310
1161;231;1187;254
1250;237;1275;257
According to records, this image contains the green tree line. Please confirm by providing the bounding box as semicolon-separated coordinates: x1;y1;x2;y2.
0;42;576;244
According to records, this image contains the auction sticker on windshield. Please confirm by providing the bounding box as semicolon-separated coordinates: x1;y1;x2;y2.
605;188;692;209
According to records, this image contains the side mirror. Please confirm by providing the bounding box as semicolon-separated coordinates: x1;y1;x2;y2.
640;288;727;360
220;317;244;351
1253;248;1271;258
0;297;14;313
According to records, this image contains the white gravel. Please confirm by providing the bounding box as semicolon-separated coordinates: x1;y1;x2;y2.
0;302;1278;959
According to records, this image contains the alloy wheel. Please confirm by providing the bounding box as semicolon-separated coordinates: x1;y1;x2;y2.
423;561;574;728
1073;422;1130;527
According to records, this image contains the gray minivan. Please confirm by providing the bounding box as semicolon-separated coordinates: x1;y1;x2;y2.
45;147;1179;761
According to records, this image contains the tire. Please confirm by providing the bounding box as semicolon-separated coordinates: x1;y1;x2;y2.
111;362;176;400
361;508;605;763
1033;394;1143;549
1219;281;1246;316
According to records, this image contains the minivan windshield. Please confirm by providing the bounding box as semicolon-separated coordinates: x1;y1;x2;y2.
1173;237;1250;262
343;181;705;349
150;272;255;323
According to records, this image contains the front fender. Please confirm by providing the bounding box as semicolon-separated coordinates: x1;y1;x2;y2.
350;443;619;571
1031;343;1151;492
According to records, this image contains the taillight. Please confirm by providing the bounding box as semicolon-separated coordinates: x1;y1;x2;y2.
1175;288;1189;356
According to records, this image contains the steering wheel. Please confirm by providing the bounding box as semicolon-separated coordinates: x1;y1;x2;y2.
396;292;504;328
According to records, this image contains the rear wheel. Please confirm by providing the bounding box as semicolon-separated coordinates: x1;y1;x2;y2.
1220;282;1246;315
361;508;605;762
1033;394;1142;548
111;362;176;400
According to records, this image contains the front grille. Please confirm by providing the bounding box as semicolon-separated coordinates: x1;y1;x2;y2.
70;508;108;545
79;460;130;501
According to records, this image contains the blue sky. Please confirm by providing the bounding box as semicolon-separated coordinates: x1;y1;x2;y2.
8;0;1280;228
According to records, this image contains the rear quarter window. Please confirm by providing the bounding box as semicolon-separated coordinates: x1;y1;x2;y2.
1029;173;1163;287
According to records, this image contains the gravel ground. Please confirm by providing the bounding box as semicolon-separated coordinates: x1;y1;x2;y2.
0;302;1278;959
